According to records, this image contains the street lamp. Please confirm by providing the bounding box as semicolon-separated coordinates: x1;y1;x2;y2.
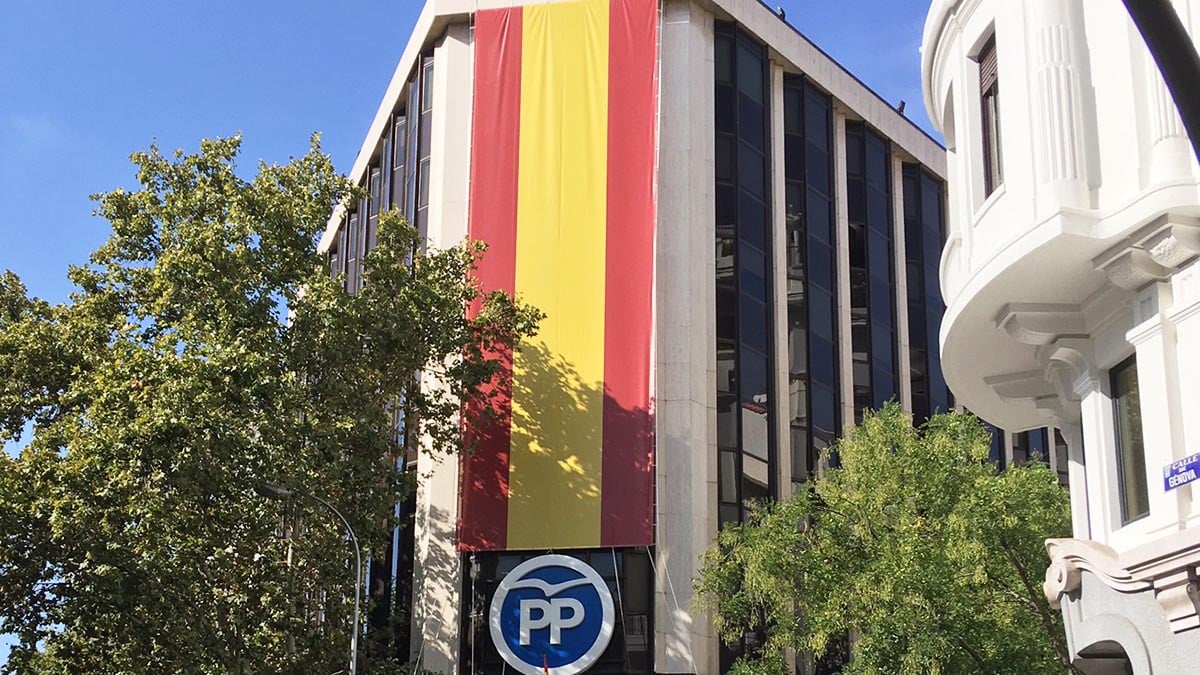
256;482;362;675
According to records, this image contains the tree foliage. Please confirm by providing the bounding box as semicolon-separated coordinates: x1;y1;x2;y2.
696;404;1075;674
0;136;541;673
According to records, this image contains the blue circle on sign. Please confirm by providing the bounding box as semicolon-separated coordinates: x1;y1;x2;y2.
489;554;615;675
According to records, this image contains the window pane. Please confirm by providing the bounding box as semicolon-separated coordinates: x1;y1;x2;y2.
738;191;767;250
715;34;734;84
804;89;829;149
1113;358;1149;522
716;135;735;183
736;43;763;103
738;142;765;198
720;451;739;502
739;96;765;150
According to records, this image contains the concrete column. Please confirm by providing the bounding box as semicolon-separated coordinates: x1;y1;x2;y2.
833;109;855;434
1025;0;1093;213
1167;261;1200;522
655;2;717;672
890;153;913;415
1126;282;1189;539
770;60;792;496
1060;423;1092;539
412;21;472;672
1076;375;1121;545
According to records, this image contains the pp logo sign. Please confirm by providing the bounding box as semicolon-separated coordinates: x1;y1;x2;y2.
489;554;615;675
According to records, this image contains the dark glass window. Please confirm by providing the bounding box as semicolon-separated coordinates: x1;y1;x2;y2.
784;77;838;486
978;37;1002;196
982;421;1006;470
715;25;777;673
1011;429;1029;465
368;165;382;253
1112;357;1149;523
714;23;776;534
345;209;361;294
391;117;408;207
902;165;950;424
846;122;897;420
415;55;434;238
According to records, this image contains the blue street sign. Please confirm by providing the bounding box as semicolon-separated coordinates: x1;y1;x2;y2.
1163;453;1200;492
490;554;615;675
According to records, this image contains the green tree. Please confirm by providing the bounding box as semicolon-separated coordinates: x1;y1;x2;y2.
0;136;541;674
696;404;1075;674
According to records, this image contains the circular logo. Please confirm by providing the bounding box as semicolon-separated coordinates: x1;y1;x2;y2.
489;554;615;675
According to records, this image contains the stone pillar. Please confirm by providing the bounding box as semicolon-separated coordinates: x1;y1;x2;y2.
1143;0;1193;182
411;21;472;673
655;1;717;671
891;153;913;415
770;60;792;496
1025;0;1092;212
1060;423;1092;539
1125;282;1188;538
1168;261;1200;522
1077;375;1122;544
833;110;855;433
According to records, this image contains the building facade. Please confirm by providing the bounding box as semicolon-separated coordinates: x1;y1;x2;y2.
321;1;957;673
921;0;1200;671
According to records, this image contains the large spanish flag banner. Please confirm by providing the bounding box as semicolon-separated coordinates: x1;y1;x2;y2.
459;0;658;552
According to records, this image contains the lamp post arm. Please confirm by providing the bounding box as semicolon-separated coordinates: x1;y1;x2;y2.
1124;0;1200;164
306;493;362;675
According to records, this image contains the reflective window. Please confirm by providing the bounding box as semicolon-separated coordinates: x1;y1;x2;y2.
1112;357;1149;522
784;75;838;483
714;22;776;530
368;165;382;252
903;164;951;423
846;122;896;420
982;420;1006;469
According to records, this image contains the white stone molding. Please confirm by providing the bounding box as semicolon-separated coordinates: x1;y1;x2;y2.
995;303;1087;346
984;369;1055;401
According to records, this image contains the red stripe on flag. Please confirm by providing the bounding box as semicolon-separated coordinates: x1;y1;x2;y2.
600;0;657;548
459;6;523;552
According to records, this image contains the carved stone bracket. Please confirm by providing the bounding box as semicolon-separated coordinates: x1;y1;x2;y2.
1153;572;1200;633
996;303;1087;346
982;335;1093;426
1142;217;1200;270
1047;535;1200;634
1094;215;1200;291
1044;538;1152;610
1095;248;1173;291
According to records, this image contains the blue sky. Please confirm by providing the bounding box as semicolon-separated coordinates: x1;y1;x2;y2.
0;0;935;663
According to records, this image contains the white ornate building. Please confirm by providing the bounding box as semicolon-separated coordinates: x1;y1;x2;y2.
922;0;1200;671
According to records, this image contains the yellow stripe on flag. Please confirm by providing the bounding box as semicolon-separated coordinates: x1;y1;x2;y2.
507;0;610;550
